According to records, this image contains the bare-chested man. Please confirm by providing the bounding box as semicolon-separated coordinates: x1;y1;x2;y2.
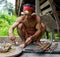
9;4;46;48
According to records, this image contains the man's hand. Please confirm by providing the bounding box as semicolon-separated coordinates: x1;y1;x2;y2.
20;36;33;48
9;34;15;41
20;44;26;48
25;36;32;45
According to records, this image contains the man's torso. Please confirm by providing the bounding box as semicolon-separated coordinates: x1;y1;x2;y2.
22;14;37;35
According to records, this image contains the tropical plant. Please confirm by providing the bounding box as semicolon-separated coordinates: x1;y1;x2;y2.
0;13;18;36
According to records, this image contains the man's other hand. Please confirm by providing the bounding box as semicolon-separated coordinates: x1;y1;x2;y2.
20;44;26;48
25;36;32;45
9;34;15;41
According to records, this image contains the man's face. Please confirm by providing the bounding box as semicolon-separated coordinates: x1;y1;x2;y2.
23;10;32;19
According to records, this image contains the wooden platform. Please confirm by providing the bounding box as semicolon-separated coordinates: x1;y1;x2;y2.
20;42;60;57
0;37;60;57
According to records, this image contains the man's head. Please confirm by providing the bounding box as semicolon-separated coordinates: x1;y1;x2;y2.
23;4;35;15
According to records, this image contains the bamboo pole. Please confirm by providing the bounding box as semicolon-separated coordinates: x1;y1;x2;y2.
35;0;40;16
18;0;23;16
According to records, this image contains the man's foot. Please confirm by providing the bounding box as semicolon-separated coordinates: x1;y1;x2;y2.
35;42;51;51
20;44;26;48
34;41;42;46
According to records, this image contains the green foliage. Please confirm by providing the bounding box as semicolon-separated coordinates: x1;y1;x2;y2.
0;13;18;36
54;33;59;39
42;32;59;39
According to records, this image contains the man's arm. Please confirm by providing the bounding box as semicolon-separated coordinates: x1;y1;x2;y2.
9;16;23;40
32;16;42;39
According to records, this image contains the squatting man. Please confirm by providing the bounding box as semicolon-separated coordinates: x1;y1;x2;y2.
9;4;46;48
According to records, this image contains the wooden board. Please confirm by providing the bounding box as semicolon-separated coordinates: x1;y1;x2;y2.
20;42;60;57
23;42;60;54
0;46;22;57
0;37;23;57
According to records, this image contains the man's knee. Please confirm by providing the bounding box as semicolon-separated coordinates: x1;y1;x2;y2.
17;23;23;29
41;23;46;32
43;24;46;31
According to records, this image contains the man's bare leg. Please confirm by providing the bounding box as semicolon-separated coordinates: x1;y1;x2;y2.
34;23;46;45
37;23;46;41
17;23;26;42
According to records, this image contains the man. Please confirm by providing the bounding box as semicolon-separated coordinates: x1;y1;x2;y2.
9;4;46;48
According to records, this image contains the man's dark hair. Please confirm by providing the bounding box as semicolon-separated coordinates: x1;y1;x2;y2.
23;3;35;12
23;4;35;8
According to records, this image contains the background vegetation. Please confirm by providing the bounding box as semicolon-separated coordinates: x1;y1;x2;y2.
0;0;18;36
0;13;18;36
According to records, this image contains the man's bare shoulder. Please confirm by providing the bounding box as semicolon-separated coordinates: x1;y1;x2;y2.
16;16;24;22
32;13;41;22
32;14;41;23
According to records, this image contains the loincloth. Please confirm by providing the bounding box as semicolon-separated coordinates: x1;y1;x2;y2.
25;29;36;38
